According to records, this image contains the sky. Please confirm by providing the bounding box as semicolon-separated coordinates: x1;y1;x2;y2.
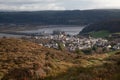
0;0;120;11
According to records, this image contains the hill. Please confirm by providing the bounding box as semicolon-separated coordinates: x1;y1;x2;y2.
80;20;120;37
1;9;120;25
0;38;120;80
0;38;77;80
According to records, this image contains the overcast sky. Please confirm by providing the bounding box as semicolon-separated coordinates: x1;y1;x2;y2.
0;0;120;11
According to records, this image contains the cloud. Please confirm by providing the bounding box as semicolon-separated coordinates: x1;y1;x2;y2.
0;0;120;11
60;0;120;10
0;3;65;11
96;0;120;8
0;0;65;11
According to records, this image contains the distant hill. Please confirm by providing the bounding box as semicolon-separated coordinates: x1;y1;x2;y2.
80;20;120;34
1;9;120;25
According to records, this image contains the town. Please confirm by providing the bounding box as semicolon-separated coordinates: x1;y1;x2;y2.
22;30;120;54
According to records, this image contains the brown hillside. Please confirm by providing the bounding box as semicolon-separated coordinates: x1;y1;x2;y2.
0;38;120;80
0;38;78;80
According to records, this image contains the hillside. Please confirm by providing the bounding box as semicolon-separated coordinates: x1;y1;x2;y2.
0;38;120;80
0;38;78;80
80;20;120;35
1;9;120;25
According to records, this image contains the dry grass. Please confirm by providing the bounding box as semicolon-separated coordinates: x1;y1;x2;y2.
0;38;77;80
0;38;120;80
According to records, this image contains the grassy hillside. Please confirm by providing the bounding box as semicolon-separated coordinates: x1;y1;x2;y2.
89;30;111;38
0;38;120;80
0;38;78;80
44;51;120;80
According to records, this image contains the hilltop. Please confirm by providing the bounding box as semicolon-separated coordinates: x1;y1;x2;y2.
0;38;120;80
1;9;120;25
0;38;78;79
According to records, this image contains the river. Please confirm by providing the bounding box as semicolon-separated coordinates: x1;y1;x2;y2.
19;26;85;35
0;26;85;37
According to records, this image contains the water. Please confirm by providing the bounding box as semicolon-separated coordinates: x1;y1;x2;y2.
0;33;24;38
0;26;85;37
19;26;85;35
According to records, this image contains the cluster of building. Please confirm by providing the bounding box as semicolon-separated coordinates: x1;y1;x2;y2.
30;32;119;52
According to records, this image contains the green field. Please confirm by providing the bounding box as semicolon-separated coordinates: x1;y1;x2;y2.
89;30;111;38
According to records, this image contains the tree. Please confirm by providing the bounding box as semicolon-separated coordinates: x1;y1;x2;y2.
75;48;83;54
58;42;65;51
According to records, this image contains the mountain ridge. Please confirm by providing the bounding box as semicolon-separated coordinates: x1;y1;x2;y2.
1;9;120;25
